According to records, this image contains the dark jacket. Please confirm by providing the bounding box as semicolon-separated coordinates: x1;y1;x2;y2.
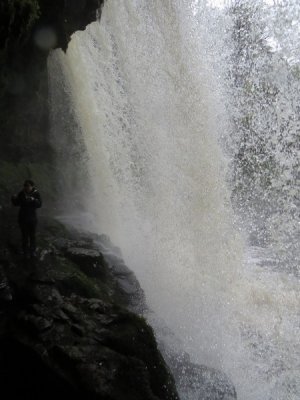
11;188;42;224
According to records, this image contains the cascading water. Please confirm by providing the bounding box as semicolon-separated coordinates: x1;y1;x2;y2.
48;1;300;399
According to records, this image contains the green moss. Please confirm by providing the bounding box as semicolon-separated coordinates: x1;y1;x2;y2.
57;257;113;301
41;217;70;237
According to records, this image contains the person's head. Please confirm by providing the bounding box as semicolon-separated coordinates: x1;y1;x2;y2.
23;179;34;193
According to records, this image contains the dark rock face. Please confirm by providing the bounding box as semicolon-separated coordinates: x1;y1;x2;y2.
0;215;179;400
0;264;13;303
0;0;104;207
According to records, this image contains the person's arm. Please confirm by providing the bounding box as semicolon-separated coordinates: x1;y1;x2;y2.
28;191;42;208
33;191;42;208
11;192;21;206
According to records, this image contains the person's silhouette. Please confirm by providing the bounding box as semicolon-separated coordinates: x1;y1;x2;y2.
11;180;42;258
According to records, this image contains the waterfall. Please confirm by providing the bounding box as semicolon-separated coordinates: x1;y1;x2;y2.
48;1;300;399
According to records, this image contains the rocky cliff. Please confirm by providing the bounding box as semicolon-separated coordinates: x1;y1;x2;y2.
0;212;179;399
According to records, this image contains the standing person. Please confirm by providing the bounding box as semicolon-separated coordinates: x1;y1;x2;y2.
11;180;42;258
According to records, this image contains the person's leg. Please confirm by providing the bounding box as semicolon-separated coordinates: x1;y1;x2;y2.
28;221;37;257
19;223;30;256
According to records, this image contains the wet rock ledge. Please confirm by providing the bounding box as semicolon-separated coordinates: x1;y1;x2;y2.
0;215;179;400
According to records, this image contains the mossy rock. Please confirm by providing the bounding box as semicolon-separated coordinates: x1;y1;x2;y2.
53;256;113;302
104;312;178;400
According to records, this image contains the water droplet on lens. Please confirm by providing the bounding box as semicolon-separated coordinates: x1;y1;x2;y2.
34;27;57;50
